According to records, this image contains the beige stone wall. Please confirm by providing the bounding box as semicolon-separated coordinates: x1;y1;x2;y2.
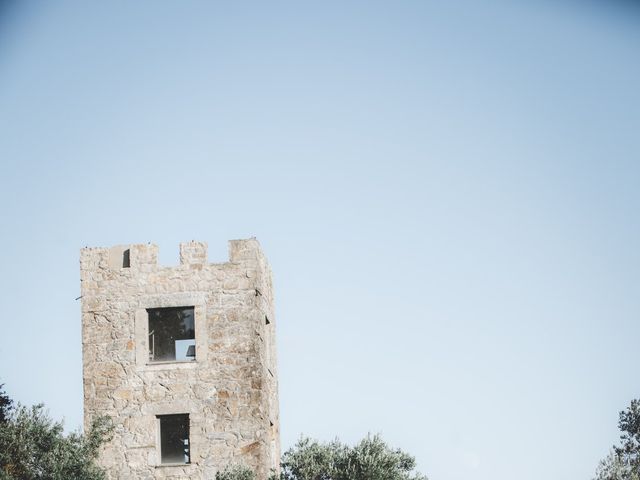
80;239;279;479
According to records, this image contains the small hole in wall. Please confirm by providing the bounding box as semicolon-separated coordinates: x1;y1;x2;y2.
265;316;270;325
122;249;130;268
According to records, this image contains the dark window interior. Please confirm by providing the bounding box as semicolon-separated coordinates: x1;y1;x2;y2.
158;414;190;464
148;307;195;362
122;249;130;268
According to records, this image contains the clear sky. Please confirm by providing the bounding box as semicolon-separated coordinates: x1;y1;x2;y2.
0;1;639;479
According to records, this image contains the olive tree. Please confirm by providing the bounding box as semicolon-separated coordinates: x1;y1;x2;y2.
0;384;113;480
280;434;427;480
216;464;257;480
594;399;640;480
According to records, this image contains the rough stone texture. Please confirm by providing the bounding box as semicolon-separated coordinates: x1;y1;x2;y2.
81;239;279;479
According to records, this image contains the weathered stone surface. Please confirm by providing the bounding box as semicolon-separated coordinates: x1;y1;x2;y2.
81;239;279;479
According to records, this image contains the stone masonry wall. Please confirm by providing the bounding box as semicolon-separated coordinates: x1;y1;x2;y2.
80;239;279;480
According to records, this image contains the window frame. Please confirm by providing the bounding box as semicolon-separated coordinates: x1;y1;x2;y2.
134;294;207;369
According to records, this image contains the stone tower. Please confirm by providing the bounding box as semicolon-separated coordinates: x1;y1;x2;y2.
80;239;279;479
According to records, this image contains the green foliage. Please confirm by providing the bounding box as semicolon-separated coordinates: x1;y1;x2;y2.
594;399;640;480
216;464;257;480
594;451;639;480
0;384;12;424
280;437;337;480
615;399;640;473
0;402;113;480
280;434;427;480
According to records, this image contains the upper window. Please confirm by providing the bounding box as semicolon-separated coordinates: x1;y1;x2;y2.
158;414;190;464
147;307;195;363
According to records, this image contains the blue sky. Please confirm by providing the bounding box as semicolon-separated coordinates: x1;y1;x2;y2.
0;1;639;479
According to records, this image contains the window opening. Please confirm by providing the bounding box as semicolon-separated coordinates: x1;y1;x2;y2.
147;307;195;362
158;414;190;464
122;249;130;268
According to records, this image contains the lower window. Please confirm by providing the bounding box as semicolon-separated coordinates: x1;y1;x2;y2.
158;414;190;464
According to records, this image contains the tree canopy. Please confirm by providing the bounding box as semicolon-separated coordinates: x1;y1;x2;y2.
216;464;257;480
594;399;640;480
0;384;113;480
0;385;12;425
280;435;427;480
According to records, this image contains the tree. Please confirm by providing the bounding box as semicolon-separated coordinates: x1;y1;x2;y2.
594;399;640;480
280;434;427;480
0;384;12;425
615;400;640;473
216;464;257;480
594;451;639;480
0;389;113;480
